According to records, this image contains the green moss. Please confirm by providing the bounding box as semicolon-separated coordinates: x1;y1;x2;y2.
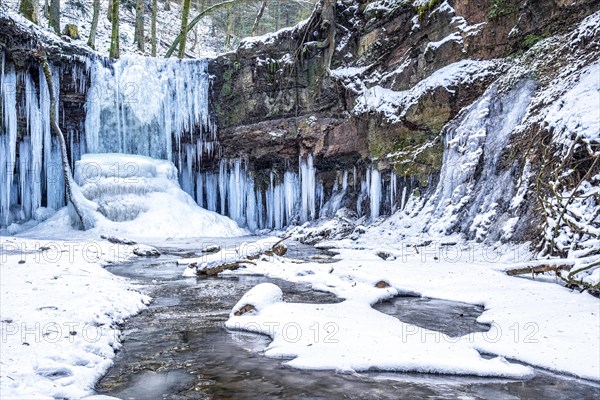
368;125;443;180
267;59;281;75
522;33;546;49
488;0;518;21
217;66;246;126
415;0;442;22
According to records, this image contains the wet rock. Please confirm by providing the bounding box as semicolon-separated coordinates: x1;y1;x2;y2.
272;244;288;257
201;244;221;254
101;235;137;246
376;251;393;261
375;281;391;289
133;245;160;257
233;304;256;316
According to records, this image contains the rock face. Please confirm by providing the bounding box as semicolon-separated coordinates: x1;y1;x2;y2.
209;0;597;175
207;0;599;245
1;1;598;248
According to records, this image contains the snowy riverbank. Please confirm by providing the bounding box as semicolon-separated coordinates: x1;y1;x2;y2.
0;236;149;399
222;237;600;382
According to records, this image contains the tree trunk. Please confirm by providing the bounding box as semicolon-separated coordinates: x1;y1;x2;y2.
49;0;60;34
178;0;192;58
251;0;267;36
134;0;145;52
88;0;100;50
108;0;113;21
109;0;120;59
164;0;171;11
151;0;158;56
19;0;39;24
322;0;336;70
35;46;94;231
224;5;233;49
165;0;252;58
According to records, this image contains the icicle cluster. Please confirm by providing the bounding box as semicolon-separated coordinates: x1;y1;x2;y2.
0;53;70;227
84;56;217;166
178;155;410;230
1;53;414;231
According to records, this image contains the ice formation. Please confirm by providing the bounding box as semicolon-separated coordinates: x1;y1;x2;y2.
0;52;418;231
1;53;69;227
73;153;246;238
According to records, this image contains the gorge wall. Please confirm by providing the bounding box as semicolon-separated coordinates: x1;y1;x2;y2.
1;1;598;255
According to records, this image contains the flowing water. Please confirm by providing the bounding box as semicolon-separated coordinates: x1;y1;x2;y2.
96;239;600;400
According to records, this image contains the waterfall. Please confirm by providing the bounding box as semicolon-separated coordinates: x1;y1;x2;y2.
0;54;72;228
0;52;397;231
84;56;217;166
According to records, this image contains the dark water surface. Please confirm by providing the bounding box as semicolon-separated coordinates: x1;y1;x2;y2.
96;239;600;400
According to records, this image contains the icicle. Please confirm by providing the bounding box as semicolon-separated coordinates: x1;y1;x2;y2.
390;171;397;213
246;177;257;231
206;172;217;212
300;154;316;222
84;57;216;173
219;159;227;215
284;171;297;225
370;168;381;220
196;173;204;208
1;59;17;226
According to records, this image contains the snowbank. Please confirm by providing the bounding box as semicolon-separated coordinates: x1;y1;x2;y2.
223;241;600;381
0;236;149;398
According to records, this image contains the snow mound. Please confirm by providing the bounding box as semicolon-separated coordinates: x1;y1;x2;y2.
230;283;283;316
227;288;534;379
35;154;246;238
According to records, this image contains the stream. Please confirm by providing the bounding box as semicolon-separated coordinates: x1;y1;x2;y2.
96;238;600;400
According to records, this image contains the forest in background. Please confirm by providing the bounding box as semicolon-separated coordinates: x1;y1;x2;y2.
4;0;317;57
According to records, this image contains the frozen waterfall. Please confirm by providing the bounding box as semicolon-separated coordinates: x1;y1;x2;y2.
85;56;217;164
1;54;69;227
0;52;408;231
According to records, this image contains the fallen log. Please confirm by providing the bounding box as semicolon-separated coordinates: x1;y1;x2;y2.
193;260;257;276
506;264;572;276
181;237;289;277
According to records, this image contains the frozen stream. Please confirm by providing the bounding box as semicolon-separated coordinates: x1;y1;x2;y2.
96;239;600;399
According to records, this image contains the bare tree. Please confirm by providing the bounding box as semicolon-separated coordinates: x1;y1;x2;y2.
251;0;267;36
178;0;192;58
19;0;39;23
88;0;100;49
134;0;145;52
151;0;158;56
49;0;60;34
109;0;120;58
166;0;256;58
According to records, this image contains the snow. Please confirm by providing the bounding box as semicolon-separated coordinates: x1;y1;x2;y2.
223;241;600;381
238;18;311;50
0;0;220;58
542;61;600;148
179;236;281;276
364;0;410;15
230;282;283;316
0;236;149;399
353;60;501;123
28;154;246;239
